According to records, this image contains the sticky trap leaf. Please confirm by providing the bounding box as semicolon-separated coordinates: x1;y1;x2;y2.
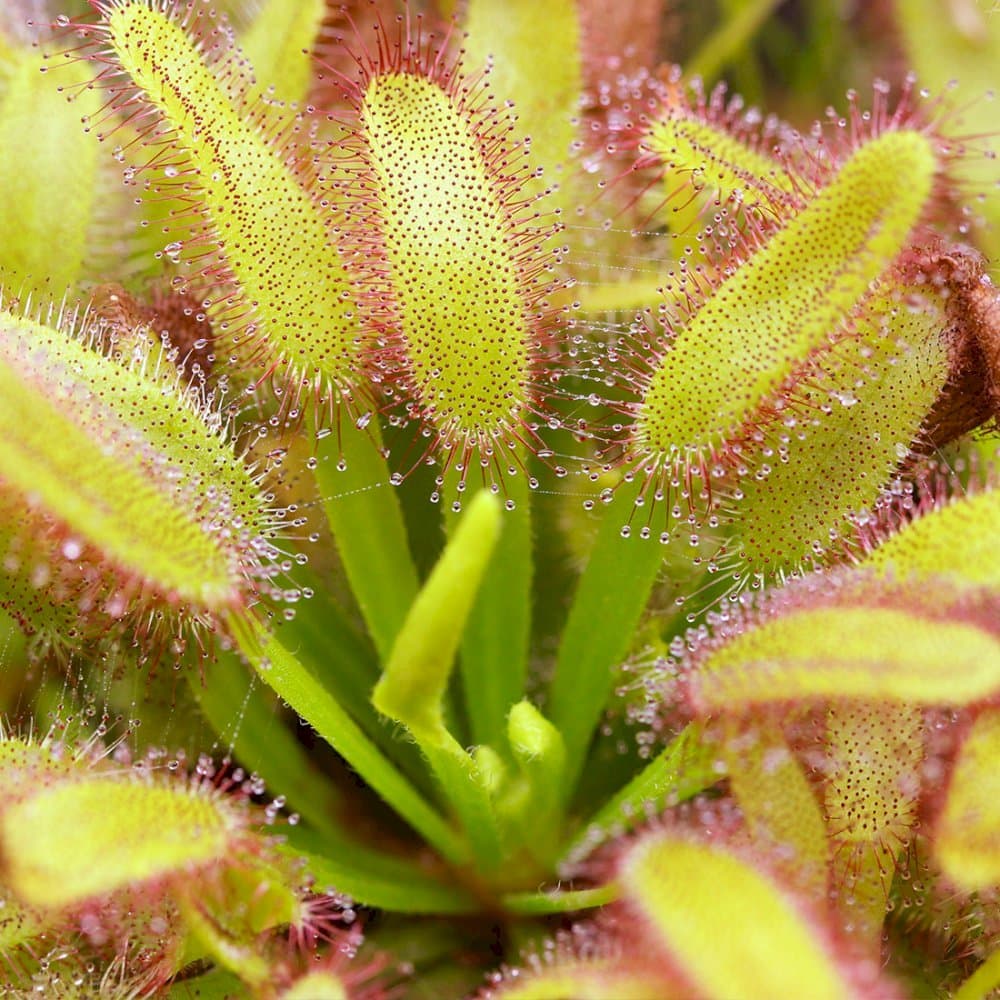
0;310;272;644
686;602;1000;715
864;484;1000;591
935;708;1000;891
633;128;938;463
358;58;557;486
98;1;363;405
619;831;878;1000
734;285;950;575
825;704;923;943
0;777;243;909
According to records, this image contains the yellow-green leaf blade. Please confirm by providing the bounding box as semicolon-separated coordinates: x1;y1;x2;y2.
620;832;869;1000
0;778;241;909
106;2;360;394
360;69;538;462
0;51;101;295
688;604;1000;714
636;129;939;460
239;0;324;107
0;314;266;620
864;486;1000;591
936;708;1000;892
463;0;581;202
734;286;951;575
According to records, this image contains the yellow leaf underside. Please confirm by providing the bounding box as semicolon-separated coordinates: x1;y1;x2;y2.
491;965;670;1000
463;0;581;201
280;972;350;1000
720;717;828;895
238;0;325;107
896;0;1000;260
936;708;1000;891
0;51;101;295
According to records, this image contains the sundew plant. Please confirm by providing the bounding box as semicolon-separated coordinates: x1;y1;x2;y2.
0;0;999;996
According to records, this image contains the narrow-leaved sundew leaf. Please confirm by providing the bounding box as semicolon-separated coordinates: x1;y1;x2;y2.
935;708;1000;891
78;0;365;417
860;475;1000;590
638;77;801;230
824;703;923;945
605;94;963;556
354;38;561;490
631;127;937;474
0;306;280;655
730;285;951;578
0;47;102;295
0;776;244;909
618;831;891;1000
680;589;1000;715
0;730;332;996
